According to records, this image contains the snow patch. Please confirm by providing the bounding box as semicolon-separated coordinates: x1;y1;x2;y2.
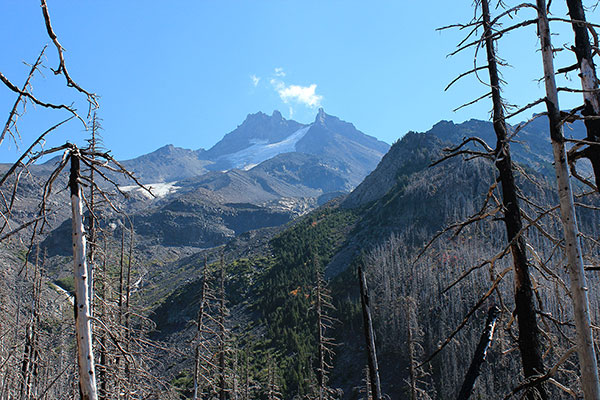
224;125;311;169
120;181;180;199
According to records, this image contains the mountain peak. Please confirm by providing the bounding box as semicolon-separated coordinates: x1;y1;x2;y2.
243;111;268;123
315;107;328;124
156;144;176;154
272;110;283;120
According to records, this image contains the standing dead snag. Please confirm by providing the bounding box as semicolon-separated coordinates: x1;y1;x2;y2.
358;264;382;400
193;258;210;400
313;256;337;400
70;148;98;400
219;254;227;400
479;1;548;397
456;306;500;400
564;0;600;190
536;1;600;398
266;355;283;400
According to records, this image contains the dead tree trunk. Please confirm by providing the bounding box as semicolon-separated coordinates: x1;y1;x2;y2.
98;236;108;400
310;256;337;400
358;264;382;400
456;306;500;400
70;149;98;400
536;2;600;398
406;298;418;400
266;356;282;400
87;112;99;316
565;0;600;189
193;258;210;400
316;268;325;400
219;255;227;400
124;224;133;399
480;2;549;398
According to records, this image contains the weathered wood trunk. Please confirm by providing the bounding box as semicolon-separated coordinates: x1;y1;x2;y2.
406;299;418;400
358;265;382;400
316;267;325;400
456;306;500;400
536;2;600;398
565;0;600;189
70;151;98;400
98;238;108;400
193;259;209;400
219;257;226;400
480;2;548;398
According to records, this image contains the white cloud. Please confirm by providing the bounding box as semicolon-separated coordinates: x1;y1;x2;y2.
270;78;323;109
250;75;260;87
274;67;286;77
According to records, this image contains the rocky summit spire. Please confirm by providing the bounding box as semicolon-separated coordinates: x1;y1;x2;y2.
315;107;327;124
272;110;283;120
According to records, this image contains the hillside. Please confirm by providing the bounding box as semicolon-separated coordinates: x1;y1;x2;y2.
147;116;600;399
9;112;598;399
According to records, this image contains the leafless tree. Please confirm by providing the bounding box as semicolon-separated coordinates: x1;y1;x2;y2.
358;262;382;400
563;0;600;190
313;257;337;400
536;1;600;397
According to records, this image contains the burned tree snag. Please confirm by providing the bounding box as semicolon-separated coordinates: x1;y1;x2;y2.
480;1;548;398
358;264;382;400
193;258;210;400
219;255;227;400
565;0;600;190
536;1;600;398
456;306;500;400
316;267;326;400
70;149;98;400
311;254;337;399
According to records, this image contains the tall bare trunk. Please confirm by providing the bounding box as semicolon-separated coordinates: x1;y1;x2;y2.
536;2;600;398
219;256;226;400
480;1;548;397
456;306;500;400
70;150;98;400
98;236;108;400
565;0;600;189
316;267;325;400
406;299;418;400
358;265;382;400
193;259;209;400
88;113;98;316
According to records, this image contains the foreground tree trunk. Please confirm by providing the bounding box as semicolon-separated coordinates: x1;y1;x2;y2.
70;150;98;400
536;2;600;398
481;2;548;397
565;0;600;189
456;306;500;400
358;264;382;400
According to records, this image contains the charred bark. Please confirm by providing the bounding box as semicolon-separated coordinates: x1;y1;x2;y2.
481;1;548;398
565;0;600;190
456;306;500;400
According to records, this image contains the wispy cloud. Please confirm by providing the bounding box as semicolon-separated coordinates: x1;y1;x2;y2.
274;67;286;77
250;74;260;87
270;71;323;109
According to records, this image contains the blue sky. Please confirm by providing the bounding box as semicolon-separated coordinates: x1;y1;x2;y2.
0;1;595;162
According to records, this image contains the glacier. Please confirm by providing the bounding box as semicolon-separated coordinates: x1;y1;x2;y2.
223;125;311;169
